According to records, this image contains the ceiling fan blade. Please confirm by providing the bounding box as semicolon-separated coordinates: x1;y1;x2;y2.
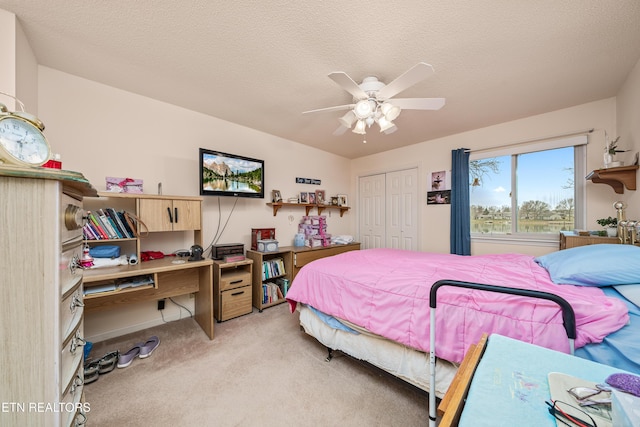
328;72;368;99
391;98;446;110
333;125;349;136
302;104;355;114
376;62;435;100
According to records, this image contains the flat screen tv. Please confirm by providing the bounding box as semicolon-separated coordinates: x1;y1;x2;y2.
199;148;264;198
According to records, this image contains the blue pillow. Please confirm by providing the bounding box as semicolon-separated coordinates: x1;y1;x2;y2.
534;244;640;286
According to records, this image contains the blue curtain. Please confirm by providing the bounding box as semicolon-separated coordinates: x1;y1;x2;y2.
450;148;471;255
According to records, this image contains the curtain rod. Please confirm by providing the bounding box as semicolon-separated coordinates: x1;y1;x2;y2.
466;128;594;154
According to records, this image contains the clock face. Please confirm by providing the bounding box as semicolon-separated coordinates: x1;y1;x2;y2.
0;116;50;166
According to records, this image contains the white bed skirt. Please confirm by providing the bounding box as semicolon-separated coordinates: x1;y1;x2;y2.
298;304;458;398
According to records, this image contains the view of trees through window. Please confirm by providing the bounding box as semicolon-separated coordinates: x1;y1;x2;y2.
470;147;575;235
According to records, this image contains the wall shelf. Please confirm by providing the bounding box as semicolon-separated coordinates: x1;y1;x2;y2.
266;202;350;217
586;165;638;194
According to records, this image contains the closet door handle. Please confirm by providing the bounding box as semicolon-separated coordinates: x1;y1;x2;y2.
174;207;178;223
167;207;173;223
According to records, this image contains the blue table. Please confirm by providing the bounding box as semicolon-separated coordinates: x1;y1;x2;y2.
459;334;625;426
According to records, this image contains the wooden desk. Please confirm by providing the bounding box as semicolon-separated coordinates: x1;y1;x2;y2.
83;258;214;339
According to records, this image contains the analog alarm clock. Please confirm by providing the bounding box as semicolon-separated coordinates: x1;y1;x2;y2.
0;101;51;167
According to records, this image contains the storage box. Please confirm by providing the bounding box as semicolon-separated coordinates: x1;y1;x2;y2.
251;228;275;250
257;239;279;252
211;243;244;260
105;177;143;193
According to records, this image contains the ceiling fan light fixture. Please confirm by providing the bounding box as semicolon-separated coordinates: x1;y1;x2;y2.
365;116;375;127
338;110;356;128
353;119;366;134
377;116;395;132
380;102;401;121
354;99;374;119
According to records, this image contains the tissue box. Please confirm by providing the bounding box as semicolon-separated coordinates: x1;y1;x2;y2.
257;239;279;252
612;389;640;427
106;177;143;193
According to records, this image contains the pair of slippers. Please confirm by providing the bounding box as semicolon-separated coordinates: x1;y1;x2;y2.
84;350;119;384
117;336;160;368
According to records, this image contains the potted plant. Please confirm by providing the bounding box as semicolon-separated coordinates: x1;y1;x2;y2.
604;135;625;167
596;216;618;237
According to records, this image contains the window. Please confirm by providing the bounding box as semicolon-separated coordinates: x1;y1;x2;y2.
470;135;587;242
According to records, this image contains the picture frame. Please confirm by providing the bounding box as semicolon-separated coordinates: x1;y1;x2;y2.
331;196;339;206
299;192;308;204
271;189;282;203
315;190;326;205
308;192;316;204
337;194;348;207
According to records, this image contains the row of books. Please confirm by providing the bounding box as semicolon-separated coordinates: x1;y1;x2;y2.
84;208;137;240
261;277;290;304
262;282;284;304
261;257;286;280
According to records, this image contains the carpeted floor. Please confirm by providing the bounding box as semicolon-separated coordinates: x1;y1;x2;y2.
84;303;430;426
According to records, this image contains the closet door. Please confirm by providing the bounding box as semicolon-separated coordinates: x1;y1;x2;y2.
386;168;419;250
359;173;386;249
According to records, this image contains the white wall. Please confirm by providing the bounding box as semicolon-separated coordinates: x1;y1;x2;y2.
617;56;640;211
0;9;16;106
37;67;352;341
351;98;628;257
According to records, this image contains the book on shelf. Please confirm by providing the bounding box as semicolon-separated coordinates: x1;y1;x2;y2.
97;208;122;238
87;211;109;239
83;224;99;240
262;282;284;304
106;207;132;238
117;210;136;237
276;277;290;297
122;211;139;237
261;257;286;280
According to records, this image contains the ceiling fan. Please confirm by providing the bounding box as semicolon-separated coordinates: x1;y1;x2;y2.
303;62;445;137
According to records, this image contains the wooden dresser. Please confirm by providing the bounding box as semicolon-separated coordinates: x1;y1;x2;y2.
559;231;619;250
0;166;96;426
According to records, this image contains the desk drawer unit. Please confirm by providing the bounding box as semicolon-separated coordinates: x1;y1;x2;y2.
219;286;252;321
213;259;253;322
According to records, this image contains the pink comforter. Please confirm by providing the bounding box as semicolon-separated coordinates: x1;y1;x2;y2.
286;248;629;363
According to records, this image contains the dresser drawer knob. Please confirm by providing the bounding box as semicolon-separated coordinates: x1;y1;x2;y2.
70;374;83;395
70;331;86;355
70;292;85;312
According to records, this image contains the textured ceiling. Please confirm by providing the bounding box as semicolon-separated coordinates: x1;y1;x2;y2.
2;0;640;159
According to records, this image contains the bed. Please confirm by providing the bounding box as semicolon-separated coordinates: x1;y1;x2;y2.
285;244;640;400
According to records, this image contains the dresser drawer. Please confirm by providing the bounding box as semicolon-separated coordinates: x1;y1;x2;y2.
60;360;85;427
220;286;252;321
61;280;84;340
219;270;251;292
61;321;85;395
61;193;85;245
60;240;83;296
